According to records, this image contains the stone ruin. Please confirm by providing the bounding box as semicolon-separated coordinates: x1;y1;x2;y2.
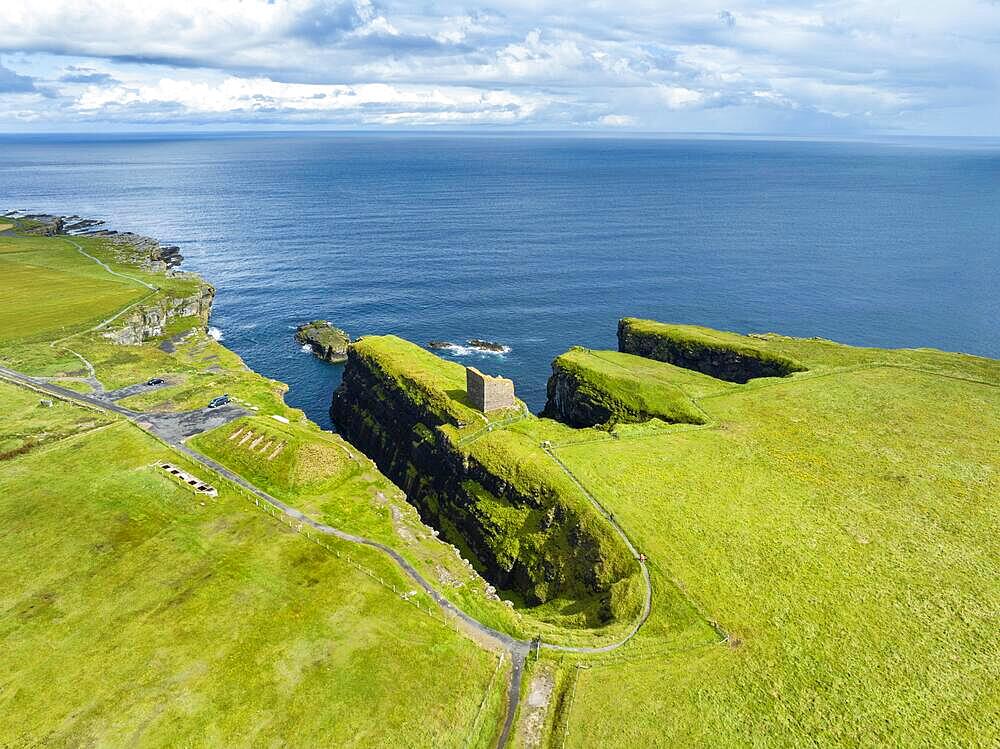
158;462;218;497
466;366;515;413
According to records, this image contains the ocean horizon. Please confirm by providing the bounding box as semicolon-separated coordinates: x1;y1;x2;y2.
3;132;997;428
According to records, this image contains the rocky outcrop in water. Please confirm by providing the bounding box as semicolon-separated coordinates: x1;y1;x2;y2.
427;339;511;354
295;321;350;363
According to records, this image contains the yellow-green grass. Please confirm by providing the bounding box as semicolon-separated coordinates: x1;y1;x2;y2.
189;414;581;644
354;334;524;430
566;348;733;398
548;347;729;426
551;349;1000;746
0;401;504;746
0;379;113;456
0;237;147;343
345;337;647;644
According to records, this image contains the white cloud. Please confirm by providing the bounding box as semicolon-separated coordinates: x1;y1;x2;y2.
657;85;707;110
598;114;636;127
70;74;543;125
0;0;997;133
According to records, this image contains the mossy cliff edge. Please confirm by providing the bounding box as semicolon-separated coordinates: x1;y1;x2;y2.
331;336;641;626
544;346;711;428
618;317;807;383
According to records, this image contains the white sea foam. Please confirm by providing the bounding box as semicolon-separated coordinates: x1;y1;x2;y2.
300;343;313;353
436;343;510;357
207;326;224;341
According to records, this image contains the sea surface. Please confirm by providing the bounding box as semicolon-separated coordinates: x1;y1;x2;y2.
2;133;998;428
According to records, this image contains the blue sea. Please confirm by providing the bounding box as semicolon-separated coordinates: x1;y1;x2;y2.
2;133;998;428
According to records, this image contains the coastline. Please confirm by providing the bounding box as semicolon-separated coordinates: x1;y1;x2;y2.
1;210;646;643
0;212;655;748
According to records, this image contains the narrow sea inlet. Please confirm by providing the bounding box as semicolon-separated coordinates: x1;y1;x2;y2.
2;134;997;427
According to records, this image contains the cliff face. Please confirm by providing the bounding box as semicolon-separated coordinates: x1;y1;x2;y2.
618;317;806;383
104;284;215;346
331;339;639;624
544;362;621;428
543;347;709;429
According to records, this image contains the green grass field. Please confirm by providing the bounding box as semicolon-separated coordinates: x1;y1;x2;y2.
0;387;504;746
2;224;997;747
0;228;512;746
543;332;1000;747
0;236;147;343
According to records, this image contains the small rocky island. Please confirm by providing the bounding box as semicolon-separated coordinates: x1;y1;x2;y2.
295;320;350;363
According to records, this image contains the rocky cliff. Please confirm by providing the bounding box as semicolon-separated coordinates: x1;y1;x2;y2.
543;347;709;428
618;317;807;383
544;359;631;428
295;320;350;363
103;284;215;346
331;336;640;625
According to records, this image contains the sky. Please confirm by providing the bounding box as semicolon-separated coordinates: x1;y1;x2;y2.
0;1;998;135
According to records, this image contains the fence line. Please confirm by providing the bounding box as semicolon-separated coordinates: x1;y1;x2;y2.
464;651;506;749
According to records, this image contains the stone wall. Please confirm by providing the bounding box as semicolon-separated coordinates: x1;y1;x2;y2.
466;367;515;412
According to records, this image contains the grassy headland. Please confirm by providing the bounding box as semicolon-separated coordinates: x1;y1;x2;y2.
2;212;996;747
537;322;1000;747
0;221;509;747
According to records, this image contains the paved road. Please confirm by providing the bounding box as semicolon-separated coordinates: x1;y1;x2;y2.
104;379;170;401
0;363;658;748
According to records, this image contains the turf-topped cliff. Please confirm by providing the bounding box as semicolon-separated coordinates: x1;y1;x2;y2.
543;346;716;428
331;336;642;626
618;317;808;382
539;322;1000;747
0;222;509;747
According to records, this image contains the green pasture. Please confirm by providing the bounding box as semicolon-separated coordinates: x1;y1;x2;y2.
0;236;147;343
0;412;504;746
548;335;1000;746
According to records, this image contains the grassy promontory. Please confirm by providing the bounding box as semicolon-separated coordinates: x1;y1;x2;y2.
539;322;1000;747
618;317;809;382
543;346;718;427
331;336;644;633
3;211;998;747
0;220;508;747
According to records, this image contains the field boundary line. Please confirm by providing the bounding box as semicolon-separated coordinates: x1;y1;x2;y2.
557;665;583;749
464;651;506;749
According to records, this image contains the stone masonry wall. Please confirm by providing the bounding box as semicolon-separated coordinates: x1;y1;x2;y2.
466;367;515;412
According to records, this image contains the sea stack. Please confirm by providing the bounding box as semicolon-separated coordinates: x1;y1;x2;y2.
295;320;350;363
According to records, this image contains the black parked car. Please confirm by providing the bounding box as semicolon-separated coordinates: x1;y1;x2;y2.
146;377;165;386
207;394;231;409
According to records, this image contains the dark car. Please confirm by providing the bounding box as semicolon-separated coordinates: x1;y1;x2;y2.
146;377;165;386
207;394;231;409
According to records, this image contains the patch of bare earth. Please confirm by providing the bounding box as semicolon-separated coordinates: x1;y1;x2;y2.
518;663;555;748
